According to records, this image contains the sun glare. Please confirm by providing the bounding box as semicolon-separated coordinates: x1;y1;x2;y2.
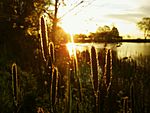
66;42;86;58
66;33;76;57
60;15;83;34
57;0;145;38
66;43;75;57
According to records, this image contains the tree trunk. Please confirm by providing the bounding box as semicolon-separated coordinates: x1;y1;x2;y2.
144;29;147;40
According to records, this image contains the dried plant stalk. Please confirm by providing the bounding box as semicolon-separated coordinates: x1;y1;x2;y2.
91;46;99;113
106;49;112;91
49;42;55;63
40;16;49;61
12;63;18;107
103;48;108;86
52;67;58;106
91;46;98;92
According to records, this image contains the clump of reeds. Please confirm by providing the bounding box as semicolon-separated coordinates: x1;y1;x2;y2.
100;48;113;91
97;48;113;112
40;16;59;112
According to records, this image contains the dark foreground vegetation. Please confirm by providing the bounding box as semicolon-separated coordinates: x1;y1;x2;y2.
0;42;150;113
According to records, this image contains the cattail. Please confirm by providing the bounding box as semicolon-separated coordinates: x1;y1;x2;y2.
91;46;98;92
65;63;71;113
103;48;108;87
56;72;61;105
122;96;129;113
91;46;99;113
130;83;135;113
52;67;58;106
40;16;49;61
47;43;53;93
49;42;55;63
12;63;18;107
85;49;90;63
47;55;53;104
106;49;112;90
98;48;106;74
98;48;108;113
73;56;82;102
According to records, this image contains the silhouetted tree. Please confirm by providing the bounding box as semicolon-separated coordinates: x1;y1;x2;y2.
137;17;150;40
89;25;121;42
111;26;119;37
73;34;87;42
96;25;111;33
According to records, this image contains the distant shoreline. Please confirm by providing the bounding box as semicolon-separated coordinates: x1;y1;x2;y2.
74;39;150;43
120;39;150;43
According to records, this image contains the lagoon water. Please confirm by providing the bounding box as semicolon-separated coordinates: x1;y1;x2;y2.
116;42;150;58
72;42;150;58
70;42;150;66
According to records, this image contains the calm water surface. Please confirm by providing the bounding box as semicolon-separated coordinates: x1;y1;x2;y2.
116;42;150;58
71;42;150;61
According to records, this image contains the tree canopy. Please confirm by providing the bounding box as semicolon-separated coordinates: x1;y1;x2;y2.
73;25;122;42
137;17;150;39
90;25;121;42
0;0;51;70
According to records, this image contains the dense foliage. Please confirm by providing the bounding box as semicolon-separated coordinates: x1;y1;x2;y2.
137;17;150;39
73;25;122;42
0;0;50;112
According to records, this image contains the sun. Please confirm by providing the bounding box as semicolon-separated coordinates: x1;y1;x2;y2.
57;0;98;35
59;14;84;35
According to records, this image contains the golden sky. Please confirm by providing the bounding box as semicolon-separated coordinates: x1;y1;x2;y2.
57;0;150;38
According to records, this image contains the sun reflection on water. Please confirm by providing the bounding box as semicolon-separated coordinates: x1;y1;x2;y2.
66;43;87;58
66;43;76;57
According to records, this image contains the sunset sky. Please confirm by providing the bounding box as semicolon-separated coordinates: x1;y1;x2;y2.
58;0;150;38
